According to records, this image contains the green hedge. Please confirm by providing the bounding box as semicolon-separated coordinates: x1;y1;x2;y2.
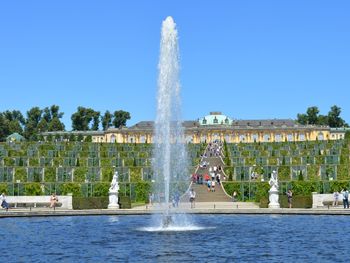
73;197;108;209
259;195;312;208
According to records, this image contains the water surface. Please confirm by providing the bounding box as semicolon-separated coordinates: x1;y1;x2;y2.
1;215;347;262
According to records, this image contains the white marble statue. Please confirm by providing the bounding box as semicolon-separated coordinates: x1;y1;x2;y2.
109;172;119;192
269;170;279;192
108;171;119;209
268;170;280;208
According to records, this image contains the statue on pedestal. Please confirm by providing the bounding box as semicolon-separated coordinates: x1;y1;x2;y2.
268;170;280;208
108;171;120;209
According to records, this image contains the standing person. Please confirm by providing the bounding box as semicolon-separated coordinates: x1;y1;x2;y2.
207;179;211;192
189;189;196;208
0;192;9;211
333;191;339;207
287;189;293;208
342;188;349;209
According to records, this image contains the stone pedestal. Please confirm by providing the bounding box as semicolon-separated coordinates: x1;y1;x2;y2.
268;189;280;209
108;191;119;209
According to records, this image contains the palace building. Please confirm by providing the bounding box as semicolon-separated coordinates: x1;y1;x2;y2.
43;112;349;144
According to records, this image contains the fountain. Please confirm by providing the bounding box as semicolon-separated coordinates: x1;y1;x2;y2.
152;16;189;228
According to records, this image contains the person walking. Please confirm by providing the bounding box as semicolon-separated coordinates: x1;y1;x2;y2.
342;188;349;209
287;189;293;208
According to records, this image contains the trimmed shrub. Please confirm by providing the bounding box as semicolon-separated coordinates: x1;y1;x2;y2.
73;197;108;209
259;195;312;208
119;195;131;208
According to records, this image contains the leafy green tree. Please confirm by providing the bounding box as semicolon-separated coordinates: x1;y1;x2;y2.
71;107;99;130
296;113;308;125
113;110;131;128
101;110;113;130
306;106;320;125
91;111;100;131
49;117;65;131
1;110;25;136
42;105;65;131
24;107;43;140
328;105;347;127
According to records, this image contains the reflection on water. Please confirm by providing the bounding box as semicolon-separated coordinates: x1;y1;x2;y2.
2;215;349;262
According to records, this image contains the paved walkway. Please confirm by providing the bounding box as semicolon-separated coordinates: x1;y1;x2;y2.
2;205;350;218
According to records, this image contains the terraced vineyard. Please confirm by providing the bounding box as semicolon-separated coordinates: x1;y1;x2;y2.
224;140;349;181
0;142;205;199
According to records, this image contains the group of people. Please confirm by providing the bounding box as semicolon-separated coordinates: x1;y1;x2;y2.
0;192;59;211
207;141;223;157
333;189;349;208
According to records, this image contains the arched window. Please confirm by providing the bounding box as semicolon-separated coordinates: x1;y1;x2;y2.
202;118;207;125
110;134;116;143
213;117;218;124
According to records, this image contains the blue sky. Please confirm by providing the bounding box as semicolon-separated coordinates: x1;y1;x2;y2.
1;1;349;129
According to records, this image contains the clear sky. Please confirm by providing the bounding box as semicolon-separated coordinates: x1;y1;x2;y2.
1;1;349;129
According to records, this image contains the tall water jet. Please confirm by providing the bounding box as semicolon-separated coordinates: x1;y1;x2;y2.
153;16;189;224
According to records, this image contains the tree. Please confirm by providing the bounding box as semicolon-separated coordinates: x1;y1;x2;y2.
297;113;308;125
328;105;346;127
306;106;319;125
101;110;113;130
71;107;99;131
49;117;65;131
296;105;348;127
91;111;100;131
113;110;131;128
2;110;25;135
0;113;9;141
24;107;43;140
42;105;65;131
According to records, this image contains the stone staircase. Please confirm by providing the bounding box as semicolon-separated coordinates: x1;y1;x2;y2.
191;147;232;202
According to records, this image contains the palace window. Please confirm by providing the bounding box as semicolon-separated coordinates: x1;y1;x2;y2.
110;134;116;143
275;134;281;142
318;132;324;141
239;134;246;142
202;118;207;125
213;117;218;124
263;134;271;142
